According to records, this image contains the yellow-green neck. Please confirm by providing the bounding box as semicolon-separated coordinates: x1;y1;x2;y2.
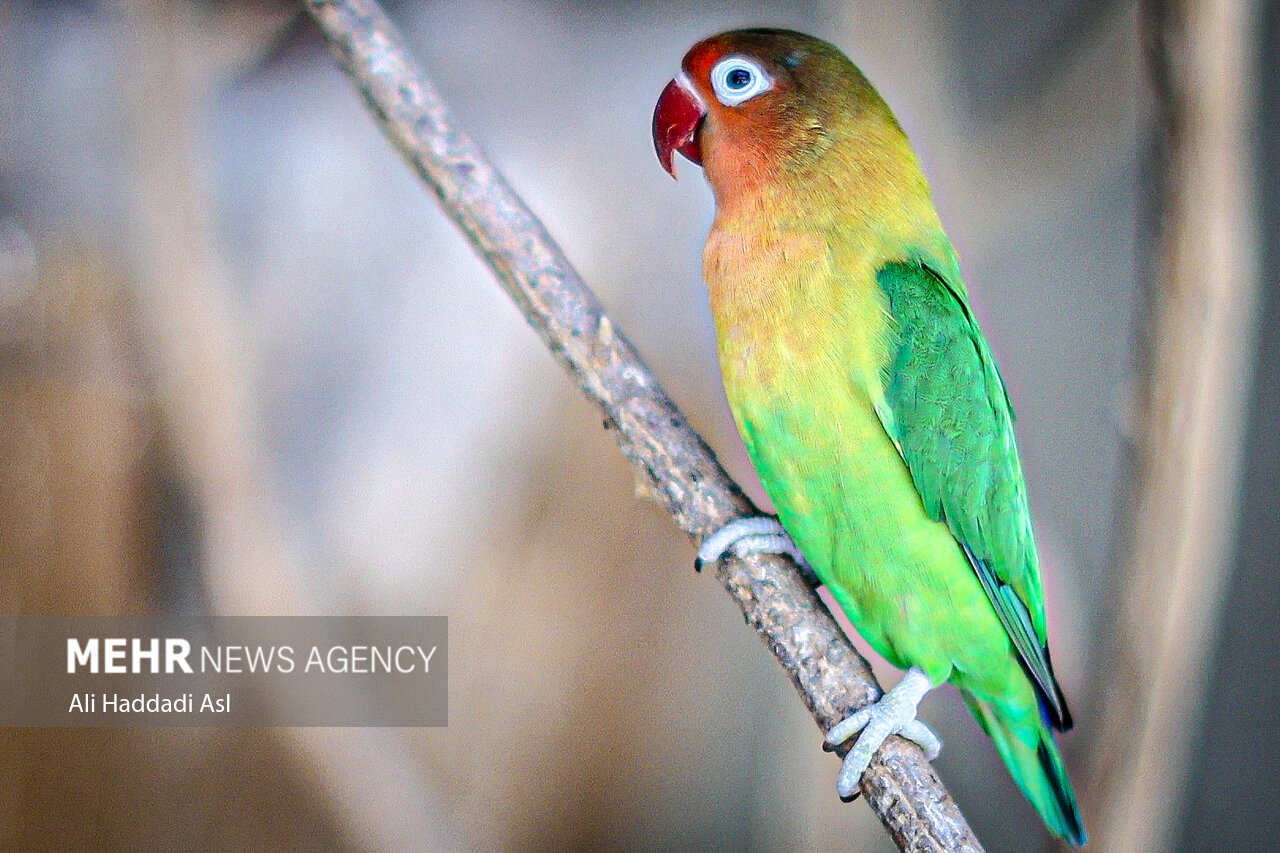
702;110;952;395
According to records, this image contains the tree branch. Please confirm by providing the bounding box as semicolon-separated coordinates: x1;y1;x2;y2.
302;2;983;849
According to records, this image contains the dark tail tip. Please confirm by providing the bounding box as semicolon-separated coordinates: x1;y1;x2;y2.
1038;740;1086;846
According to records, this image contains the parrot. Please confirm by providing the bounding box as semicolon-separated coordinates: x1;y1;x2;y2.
651;28;1085;845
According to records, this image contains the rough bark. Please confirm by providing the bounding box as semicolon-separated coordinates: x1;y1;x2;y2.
302;1;984;850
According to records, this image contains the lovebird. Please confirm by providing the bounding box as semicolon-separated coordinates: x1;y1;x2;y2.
652;29;1085;845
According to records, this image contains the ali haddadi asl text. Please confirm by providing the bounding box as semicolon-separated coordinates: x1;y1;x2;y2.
67;692;230;714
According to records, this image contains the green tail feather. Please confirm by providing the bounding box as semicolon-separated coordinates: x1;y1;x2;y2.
967;695;1086;846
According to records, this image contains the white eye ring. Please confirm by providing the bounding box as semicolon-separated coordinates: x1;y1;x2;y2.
709;56;772;106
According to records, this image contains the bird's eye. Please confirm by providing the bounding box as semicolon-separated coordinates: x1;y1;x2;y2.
710;56;772;106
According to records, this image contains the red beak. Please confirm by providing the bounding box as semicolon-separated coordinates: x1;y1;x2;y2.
653;75;706;178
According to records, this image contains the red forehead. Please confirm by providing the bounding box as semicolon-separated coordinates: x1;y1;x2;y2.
682;34;749;85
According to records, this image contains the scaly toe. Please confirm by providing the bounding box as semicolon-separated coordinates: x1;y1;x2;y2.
827;668;935;799
900;719;942;760
696;516;814;579
824;706;873;747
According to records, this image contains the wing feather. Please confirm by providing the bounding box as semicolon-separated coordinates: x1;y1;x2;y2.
875;261;1072;730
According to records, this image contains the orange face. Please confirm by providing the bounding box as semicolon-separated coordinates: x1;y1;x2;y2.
652;29;824;179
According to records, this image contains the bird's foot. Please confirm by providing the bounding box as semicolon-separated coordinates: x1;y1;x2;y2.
696;515;815;581
825;667;940;801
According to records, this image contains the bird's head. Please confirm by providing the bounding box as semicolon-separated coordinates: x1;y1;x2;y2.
652;29;890;189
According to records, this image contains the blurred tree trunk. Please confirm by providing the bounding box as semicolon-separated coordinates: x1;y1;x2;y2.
117;0;462;848
1082;1;1260;850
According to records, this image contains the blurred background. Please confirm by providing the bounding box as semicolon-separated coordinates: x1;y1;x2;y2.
0;0;1273;850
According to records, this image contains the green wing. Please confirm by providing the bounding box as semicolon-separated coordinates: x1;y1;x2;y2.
874;261;1071;730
